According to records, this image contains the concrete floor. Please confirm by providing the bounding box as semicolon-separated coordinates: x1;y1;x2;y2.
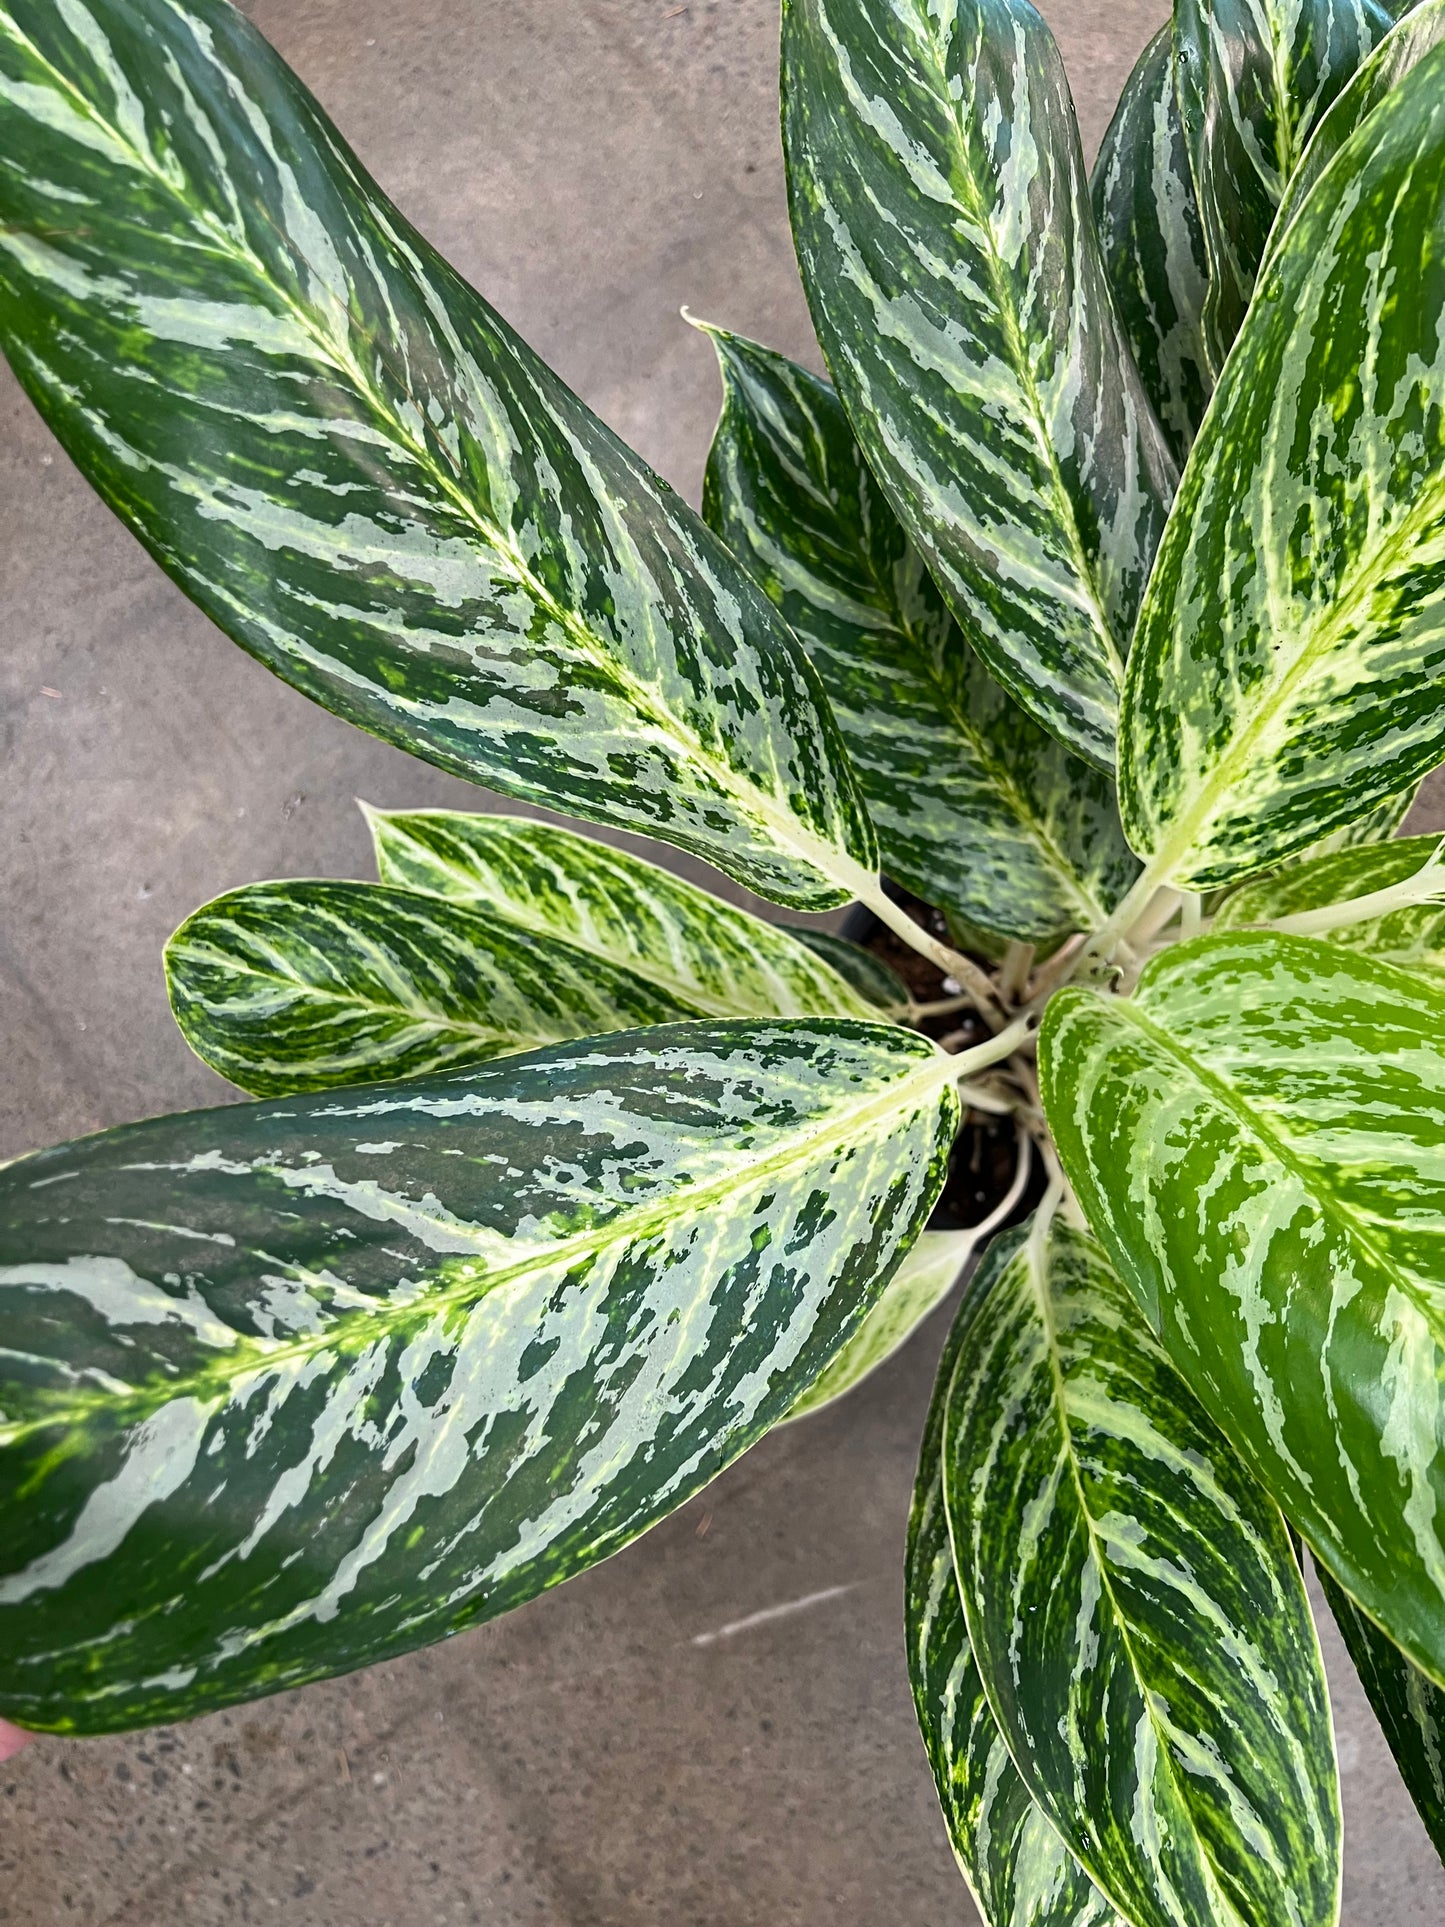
2;0;1443;1920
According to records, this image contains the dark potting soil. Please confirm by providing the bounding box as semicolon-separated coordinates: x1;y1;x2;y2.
839;889;1047;1235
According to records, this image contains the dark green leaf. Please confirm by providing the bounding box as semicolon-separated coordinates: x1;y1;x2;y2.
943;1208;1339;1927
1318;1560;1445;1865
699;327;1140;942
365;809;876;1019
782;0;1177;769
1122;49;1445;889
905;1225;1121;1927
0;1019;958;1733
1041;932;1445;1683
0;0;875;909
1091;27;1212;463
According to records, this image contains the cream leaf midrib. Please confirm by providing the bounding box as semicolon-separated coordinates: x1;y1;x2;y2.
1023;1223;1253;1927
895;0;1127;689
5;12;860;890
1139;199;1445;882
0;1042;953;1448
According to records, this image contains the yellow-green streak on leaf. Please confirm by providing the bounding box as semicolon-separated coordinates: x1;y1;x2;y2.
943;1213;1340;1927
1041;931;1445;1684
0;0;875;909
782;0;1177;770
0;1020;957;1734
699;327;1139;943
1122;49;1445;889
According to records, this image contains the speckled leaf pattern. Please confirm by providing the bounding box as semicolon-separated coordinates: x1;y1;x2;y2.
365;810;876;1020
1040;932;1445;1682
1091;28;1212;464
944;1210;1341;1927
1216;835;1445;980
905;1230;1122;1927
164;880;711;1097
699;328;1139;941
1264;0;1445;271
0;0;875;911
1317;1561;1445;1864
782;0;1177;770
1174;0;1389;369
1122;51;1445;890
0;1019;959;1734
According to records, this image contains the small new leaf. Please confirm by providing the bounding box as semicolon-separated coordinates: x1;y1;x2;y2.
165;879;707;1096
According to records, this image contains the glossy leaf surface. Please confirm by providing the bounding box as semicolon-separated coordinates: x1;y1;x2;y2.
1174;0;1389;366
0;0;874;909
1265;0;1445;270
165;879;707;1096
0;1020;957;1734
1318;1562;1445;1863
1122;49;1445;889
699;327;1139;942
1216;835;1445;980
366;810;874;1020
905;1228;1120;1927
1042;932;1445;1682
782;0;1176;769
1091;27;1212;463
944;1210;1339;1927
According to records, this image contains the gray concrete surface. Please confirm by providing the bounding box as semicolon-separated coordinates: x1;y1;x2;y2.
2;1;1443;1920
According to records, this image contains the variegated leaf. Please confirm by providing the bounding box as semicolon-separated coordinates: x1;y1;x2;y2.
165;879;711;1097
789;1229;974;1423
0;0;875;911
1121;48;1445;890
784;927;910;1012
905;1228;1122;1927
1264;0;1445;271
1215;834;1445;980
1317;1561;1445;1864
1174;0;1389;368
790;1134;1030;1420
699;326;1140;942
944;1209;1340;1927
1091;28;1212;464
0;1019;959;1734
365;809;876;1020
1040;932;1445;1683
781;0;1177;770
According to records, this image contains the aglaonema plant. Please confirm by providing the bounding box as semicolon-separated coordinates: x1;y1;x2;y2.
4;0;1445;1916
